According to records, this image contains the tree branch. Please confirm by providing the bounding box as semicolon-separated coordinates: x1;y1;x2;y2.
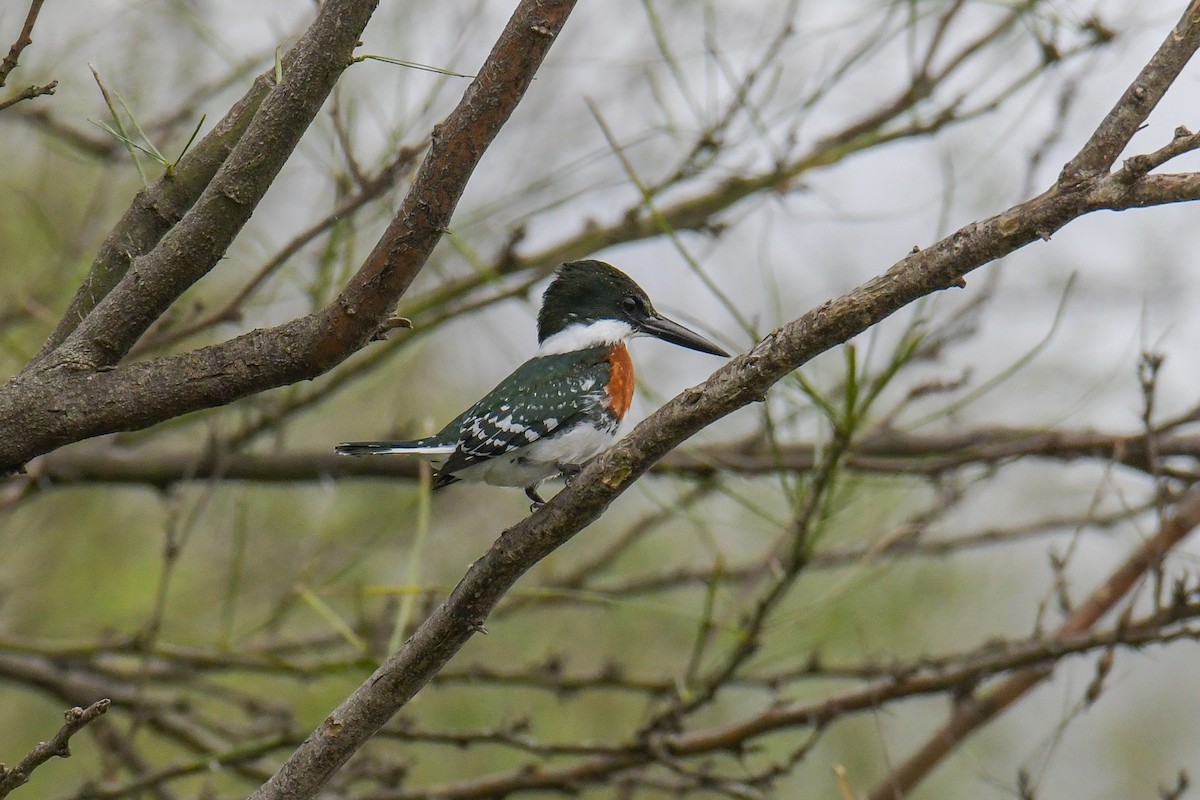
0;0;578;473
29;72;274;360
865;485;1200;800
0;80;55;111
0;699;110;799
6;4;1198;799
13;424;1200;494
241;7;584;796
1061;0;1200;182
237;6;1200;796
0;0;46;89
324;603;1200;800
42;0;378;370
130;142;427;356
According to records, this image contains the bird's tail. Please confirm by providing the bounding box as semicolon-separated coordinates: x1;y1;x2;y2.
335;439;457;457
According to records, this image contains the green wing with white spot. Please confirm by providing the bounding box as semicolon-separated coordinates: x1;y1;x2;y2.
437;346;615;479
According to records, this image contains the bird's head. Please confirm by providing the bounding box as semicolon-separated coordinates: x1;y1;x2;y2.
536;260;729;357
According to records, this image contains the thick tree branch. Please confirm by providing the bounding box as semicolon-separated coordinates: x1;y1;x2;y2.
239;6;1200;796
233;7;581;798
30;72;275;360
43;0;378;370
130;142;427;356
0;0;578;474
1107;170;1200;208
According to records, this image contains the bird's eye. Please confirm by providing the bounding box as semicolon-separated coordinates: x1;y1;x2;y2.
622;295;642;314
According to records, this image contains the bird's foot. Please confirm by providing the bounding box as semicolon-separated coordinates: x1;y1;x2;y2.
556;461;583;486
370;316;413;341
525;484;547;512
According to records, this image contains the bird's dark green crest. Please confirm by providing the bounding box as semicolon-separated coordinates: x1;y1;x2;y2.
537;260;653;342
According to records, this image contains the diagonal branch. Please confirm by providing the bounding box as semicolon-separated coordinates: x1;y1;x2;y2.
0;0;46;89
0;0;579;474
1061;0;1200;182
129;141;428;356
29;73;274;361
241;155;1200;796
241;6;1200;796
0;699;110;799
43;0;378;370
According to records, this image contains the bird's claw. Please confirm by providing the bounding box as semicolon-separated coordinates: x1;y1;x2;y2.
525;485;547;512
556;461;583;486
371;316;414;341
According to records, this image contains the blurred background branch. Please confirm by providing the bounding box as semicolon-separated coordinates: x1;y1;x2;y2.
0;1;1199;798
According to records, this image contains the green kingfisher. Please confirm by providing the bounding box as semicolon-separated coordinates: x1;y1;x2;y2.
335;260;729;505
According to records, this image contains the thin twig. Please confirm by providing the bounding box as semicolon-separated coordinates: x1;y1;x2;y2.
864;487;1200;800
0;79;55;111
0;699;110;799
0;0;46;88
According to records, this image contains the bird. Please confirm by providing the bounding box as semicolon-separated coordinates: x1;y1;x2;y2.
335;260;729;505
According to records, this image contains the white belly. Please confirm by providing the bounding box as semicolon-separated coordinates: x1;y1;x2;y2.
456;422;619;488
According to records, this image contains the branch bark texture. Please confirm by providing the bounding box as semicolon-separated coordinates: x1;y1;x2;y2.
48;0;379;371
0;0;578;472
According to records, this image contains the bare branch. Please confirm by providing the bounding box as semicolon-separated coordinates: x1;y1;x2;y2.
864;487;1200;800
3;5;1200;798
0;699;110;799
222;8;1200;796
30;62;274;359
12;422;1200;500
0;0;578;473
0;79;55;111
243;4;582;796
275;602;1200;800
41;0;376;370
0;0;46;89
1061;0;1200;182
130;141;427;356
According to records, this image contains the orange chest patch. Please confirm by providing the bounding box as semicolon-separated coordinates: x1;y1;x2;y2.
603;343;635;420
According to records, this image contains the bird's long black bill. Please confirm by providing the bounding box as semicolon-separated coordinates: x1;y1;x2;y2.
638;314;729;357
